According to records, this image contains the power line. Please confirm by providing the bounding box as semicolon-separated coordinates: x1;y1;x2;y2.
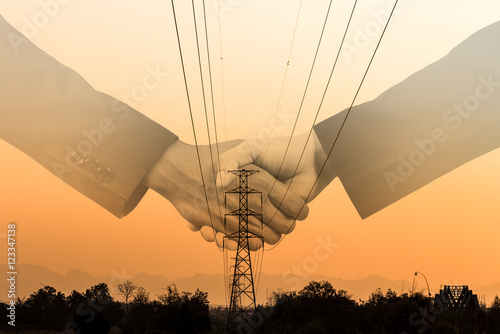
217;0;230;166
265;0;358;235
191;0;225;235
169;0;221;251
267;0;399;251
201;0;231;305
253;199;265;298
261;0;304;160
201;0;225;223
260;0;334;205
216;0;231;309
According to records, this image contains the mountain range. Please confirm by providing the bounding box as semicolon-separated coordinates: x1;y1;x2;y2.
1;264;499;306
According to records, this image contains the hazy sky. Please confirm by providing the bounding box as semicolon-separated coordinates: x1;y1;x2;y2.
1;0;500;295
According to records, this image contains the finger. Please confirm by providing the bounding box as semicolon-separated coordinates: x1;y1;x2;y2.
175;201;214;231
268;183;309;221
247;217;281;245
183;209;223;235
218;236;264;251
222;214;281;245
178;195;230;235
218;141;262;187
248;166;309;220
249;238;264;251
260;200;297;235
222;237;238;251
200;226;217;242
186;222;201;232
222;215;240;235
216;232;226;247
219;160;239;188
201;229;227;250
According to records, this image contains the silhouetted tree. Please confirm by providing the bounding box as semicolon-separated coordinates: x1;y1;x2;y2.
257;281;358;333
492;296;500;309
85;283;113;304
21;286;71;330
117;280;137;328
129;286;153;333
67;290;87;311
153;284;211;333
488;296;500;333
70;283;123;333
361;290;429;333
180;289;211;333
6;279;499;333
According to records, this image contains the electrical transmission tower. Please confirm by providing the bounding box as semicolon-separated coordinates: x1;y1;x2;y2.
224;169;263;332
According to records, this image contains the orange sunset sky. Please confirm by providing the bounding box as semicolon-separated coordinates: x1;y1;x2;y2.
1;0;500;297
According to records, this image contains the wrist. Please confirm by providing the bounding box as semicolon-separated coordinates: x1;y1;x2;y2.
312;130;337;181
142;139;193;201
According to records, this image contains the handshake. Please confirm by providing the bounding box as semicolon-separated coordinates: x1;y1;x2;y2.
2;13;495;252
142;131;337;250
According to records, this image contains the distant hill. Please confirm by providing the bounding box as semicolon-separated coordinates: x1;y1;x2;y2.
477;282;500;304
1;264;498;306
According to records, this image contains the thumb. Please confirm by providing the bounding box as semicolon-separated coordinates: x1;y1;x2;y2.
218;140;262;187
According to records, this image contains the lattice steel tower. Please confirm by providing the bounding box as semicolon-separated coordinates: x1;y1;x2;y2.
224;169;263;332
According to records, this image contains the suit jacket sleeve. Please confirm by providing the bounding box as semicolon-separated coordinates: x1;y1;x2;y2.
0;16;178;218
314;20;500;219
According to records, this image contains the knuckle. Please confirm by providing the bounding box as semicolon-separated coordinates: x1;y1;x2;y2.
266;233;281;245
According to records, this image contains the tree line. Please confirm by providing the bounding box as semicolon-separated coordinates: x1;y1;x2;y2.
0;281;210;333
245;281;500;334
1;280;499;333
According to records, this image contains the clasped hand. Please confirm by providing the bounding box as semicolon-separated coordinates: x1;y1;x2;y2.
143;131;336;250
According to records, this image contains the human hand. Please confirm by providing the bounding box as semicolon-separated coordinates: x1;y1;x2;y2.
142;139;310;249
220;130;337;220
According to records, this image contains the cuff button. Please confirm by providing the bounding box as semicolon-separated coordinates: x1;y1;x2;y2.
96;167;113;182
70;152;86;166
83;158;100;173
